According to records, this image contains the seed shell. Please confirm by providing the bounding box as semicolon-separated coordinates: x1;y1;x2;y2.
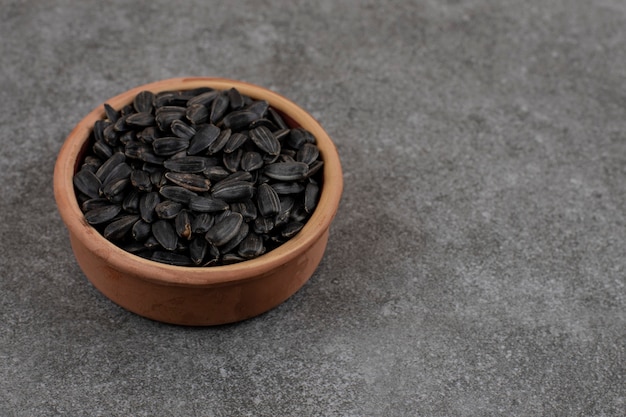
152;220;178;251
205;212;243;247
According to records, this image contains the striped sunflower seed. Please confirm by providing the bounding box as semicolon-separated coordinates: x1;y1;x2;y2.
103;214;139;241
250;126;280;156
189;237;208;265
188;195;229;213
95;152;126;182
304;182;320;213
227;87;244;110
219;221;249;254
84;204;122;225
223;148;243;173
133;91;155;113
263;161;309;181
296;142;320;166
164;172;211;192
170;119;196;140
125;112;155;128
238;232;265;259
152;220;178;251
139;191;161;223
152;137;189;156
174;209;193;240
122;189;140;213
159;185;197;204
187;90;220;107
74;168;102;199
207;128;231;154
205;212;243;247
222;110;258;131
155;200;183;219
211;181;254;203
257;183;281;217
130;170;152;192
191;212;215;234
187;124;220;155
240;151;264;172
132;219;152;241
209;93;230;123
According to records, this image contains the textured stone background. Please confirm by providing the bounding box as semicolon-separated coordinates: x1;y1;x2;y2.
1;0;625;415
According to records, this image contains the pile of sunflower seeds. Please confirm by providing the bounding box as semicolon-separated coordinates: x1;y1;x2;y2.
73;87;323;266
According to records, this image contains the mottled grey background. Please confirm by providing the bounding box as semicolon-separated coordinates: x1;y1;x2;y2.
1;0;625;416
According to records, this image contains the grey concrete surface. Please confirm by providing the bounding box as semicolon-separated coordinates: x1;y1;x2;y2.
1;0;625;415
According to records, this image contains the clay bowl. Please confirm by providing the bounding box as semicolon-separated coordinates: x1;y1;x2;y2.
53;77;343;326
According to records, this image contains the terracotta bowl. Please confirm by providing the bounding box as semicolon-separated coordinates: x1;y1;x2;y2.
53;77;343;326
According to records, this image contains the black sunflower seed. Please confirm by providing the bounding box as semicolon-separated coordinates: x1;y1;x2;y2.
263;162;309;181
84;204;122;225
132;219;152;241
103;103;119;123
257;183;281;217
187;123;220;155
223;132;248;153
125;112;155;128
74;169;102;199
223;148;243;173
164;172;211;192
103;215;139;241
191;212;214;234
130;170;152;192
133;90;155;113
238;232;265;259
189;237;208;265
267;107;288;130
185;103;209;125
153;137;189;156
296;142;320;166
220;221;249;254
151;251;193;266
155;200;183;219
187;90;220;107
240;151;264;172
245;100;269;118
152;220;178;251
304;182;320;213
159;185;197;204
95;152;126;182
205;212;243;247
188;195;229;213
250;126;280;156
211;181;254;203
122;189;140;213
102;177;130;201
203;165;231;181
207;128;231;154
222;110;258;131
174;209;193;240
227;87;245;110
271;182;304;195
140;191;161;223
209;93;229;123
170;119;196;140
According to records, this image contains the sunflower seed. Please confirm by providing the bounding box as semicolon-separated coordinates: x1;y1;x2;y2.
238;232;265;259
245;100;269;118
209;93;229;123
103;124;119;145
188;195;229;212
305;160;324;178
93;120;108;143
249;118;279;131
203;165;231;181
287;127;316;149
153;137;189;156
187;90;220;106
163;156;208;173
74;168;102;199
155;106;186;130
137;126;161;144
151;251;193;266
290;204;309;222
84;204;122;225
223;132;248;153
132;219;152;241
191;212;215;234
264;162;309;181
253;216;274;234
187;123;221;155
103;214;139;241
95;152;125;182
205;212;243;247
240;151;264;172
250;126;280;156
140;191;160;223
297;142;320;165
81;197;110;212
223;148;243;172
282;221;304;239
271;182;305;195
164;172;211;192
122;189;140;213
257;183;281;217
155;200;183;219
213;171;253;189
211;181;254;202
207;128;231;154
185;103;209;125
143;235;160;249
133;91;155;113
113;115;131;132
220;221;249;254
93;140;114;160
274;128;291;142
152;220;178;251
125;112;155;128
189;237;208;265
227;87;244;110
268;107;288;130
221;110;258;131
102;177;129;201
103;103;119;123
170;119;196;140
159;185;197;204
174;209;193;240
102;162;131;186
130;170;152;192
304;182;320;213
